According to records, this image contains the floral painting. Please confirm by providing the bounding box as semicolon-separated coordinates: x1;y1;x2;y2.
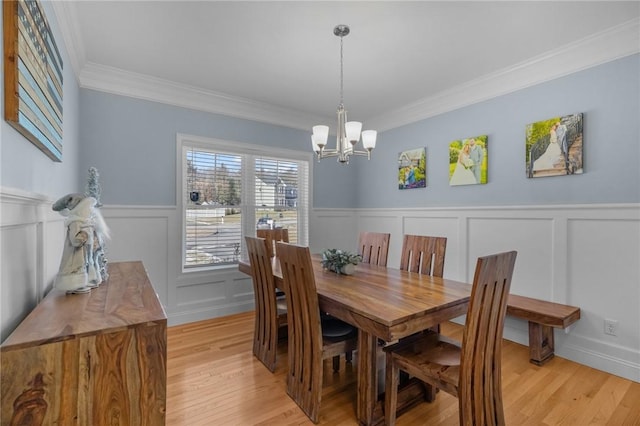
449;135;487;186
398;148;426;190
526;113;583;178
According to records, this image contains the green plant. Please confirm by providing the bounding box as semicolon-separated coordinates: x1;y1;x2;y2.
321;249;361;274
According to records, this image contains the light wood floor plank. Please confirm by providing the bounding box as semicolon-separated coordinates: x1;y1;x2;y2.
167;311;640;425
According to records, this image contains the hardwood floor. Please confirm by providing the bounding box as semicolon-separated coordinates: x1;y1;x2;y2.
167;311;640;425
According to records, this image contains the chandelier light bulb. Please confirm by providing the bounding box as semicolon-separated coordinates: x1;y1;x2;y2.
311;135;321;153
345;121;362;142
362;130;377;150
312;126;329;143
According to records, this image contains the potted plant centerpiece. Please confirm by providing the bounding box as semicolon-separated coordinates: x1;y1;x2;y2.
321;249;362;275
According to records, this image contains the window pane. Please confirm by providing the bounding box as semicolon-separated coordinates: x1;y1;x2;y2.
187;151;242;206
186;148;243;267
186;207;242;266
255;158;298;209
255;208;298;244
255;157;299;243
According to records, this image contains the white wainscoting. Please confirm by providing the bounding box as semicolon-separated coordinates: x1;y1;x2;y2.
336;205;640;383
0;188;63;341
101;205;257;326
2;189;638;382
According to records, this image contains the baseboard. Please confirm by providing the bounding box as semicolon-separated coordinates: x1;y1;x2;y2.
167;302;255;327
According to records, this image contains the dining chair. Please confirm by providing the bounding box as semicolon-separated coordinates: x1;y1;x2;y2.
245;236;287;372
399;234;447;277
357;231;391;267
399;234;447;335
257;228;289;258
384;251;518;426
276;242;358;423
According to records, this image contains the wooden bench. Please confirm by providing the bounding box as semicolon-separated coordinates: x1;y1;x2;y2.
507;294;581;365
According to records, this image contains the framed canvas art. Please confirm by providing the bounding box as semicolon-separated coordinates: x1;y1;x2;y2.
526;113;583;178
398;148;426;190
449;135;487;186
3;0;64;161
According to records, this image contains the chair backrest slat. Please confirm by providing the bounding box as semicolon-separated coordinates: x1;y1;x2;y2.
357;232;390;267
245;236;280;372
459;250;517;425
399;235;447;277
257;228;290;258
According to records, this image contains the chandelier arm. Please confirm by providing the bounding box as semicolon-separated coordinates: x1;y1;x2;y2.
317;151;340;161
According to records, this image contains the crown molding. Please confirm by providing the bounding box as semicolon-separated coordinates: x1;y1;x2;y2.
79;64;329;132
58;9;638;133
368;18;640;131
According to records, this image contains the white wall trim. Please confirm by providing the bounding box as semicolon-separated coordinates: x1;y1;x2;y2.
167;302;255;327
56;11;638;132
561;341;640;383
0;186;53;204
320;202;640;213
79;63;329;132
368;18;640;131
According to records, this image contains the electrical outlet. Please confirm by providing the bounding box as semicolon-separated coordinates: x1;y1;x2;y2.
604;319;618;336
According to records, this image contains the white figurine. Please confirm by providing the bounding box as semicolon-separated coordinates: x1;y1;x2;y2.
52;193;110;293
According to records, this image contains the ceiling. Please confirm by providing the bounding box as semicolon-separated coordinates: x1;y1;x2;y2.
54;1;640;131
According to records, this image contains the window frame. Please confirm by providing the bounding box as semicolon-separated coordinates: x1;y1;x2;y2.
176;133;312;273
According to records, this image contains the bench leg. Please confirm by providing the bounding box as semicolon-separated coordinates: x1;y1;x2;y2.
528;322;555;365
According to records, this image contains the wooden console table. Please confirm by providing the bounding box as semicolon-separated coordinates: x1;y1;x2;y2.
1;261;167;425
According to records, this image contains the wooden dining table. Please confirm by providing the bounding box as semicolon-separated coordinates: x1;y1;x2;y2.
238;255;472;426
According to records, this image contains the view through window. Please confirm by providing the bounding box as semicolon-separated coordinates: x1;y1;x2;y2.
180;136;310;269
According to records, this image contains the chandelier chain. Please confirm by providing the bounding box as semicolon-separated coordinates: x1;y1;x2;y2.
339;34;344;106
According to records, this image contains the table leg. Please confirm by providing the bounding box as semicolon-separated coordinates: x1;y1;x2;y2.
356;329;378;426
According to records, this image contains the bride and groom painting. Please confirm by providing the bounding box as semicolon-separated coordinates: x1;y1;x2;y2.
449;136;487;186
526;113;583;178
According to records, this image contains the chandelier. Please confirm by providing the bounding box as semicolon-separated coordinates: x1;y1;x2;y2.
311;25;377;164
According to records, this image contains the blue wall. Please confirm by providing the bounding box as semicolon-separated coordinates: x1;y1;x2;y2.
78;90;357;207
355;54;639;208
0;1;80;198
79;55;638;209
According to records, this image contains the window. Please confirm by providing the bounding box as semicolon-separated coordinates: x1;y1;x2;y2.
178;134;311;270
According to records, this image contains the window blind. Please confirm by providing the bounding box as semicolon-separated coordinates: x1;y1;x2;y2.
180;136;310;270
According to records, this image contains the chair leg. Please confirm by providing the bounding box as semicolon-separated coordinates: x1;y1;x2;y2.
385;354;399;426
333;355;340;372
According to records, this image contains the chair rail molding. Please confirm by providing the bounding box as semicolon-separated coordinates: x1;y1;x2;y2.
3;190;638;382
